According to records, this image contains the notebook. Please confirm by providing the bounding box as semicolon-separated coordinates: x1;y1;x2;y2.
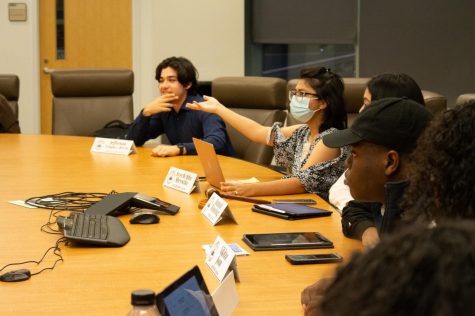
193;138;226;188
252;203;332;220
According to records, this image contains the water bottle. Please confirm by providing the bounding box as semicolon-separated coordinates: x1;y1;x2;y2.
127;289;161;316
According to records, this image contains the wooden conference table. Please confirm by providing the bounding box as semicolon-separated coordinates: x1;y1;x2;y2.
0;134;361;315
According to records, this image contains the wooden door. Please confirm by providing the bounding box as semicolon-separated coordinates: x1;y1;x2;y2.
39;0;132;134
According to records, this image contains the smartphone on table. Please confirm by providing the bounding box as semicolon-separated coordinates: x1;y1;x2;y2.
285;253;343;265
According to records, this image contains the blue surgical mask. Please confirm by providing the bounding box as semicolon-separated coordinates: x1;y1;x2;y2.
290;96;319;123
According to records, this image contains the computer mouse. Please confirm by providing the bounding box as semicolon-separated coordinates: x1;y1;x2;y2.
129;212;160;224
0;269;31;282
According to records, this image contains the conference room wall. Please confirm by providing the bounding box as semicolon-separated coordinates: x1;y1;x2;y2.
132;0;245;117
0;0;40;134
359;0;475;106
0;0;244;134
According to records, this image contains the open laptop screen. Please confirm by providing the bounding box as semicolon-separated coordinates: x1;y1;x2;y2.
156;265;219;316
193;138;225;188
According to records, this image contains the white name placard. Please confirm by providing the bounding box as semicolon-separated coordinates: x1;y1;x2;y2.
205;236;239;283
163;166;199;194
90;137;137;155
201;193;237;225
211;270;239;316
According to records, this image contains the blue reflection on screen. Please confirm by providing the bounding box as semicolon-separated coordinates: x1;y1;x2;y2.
163;276;212;316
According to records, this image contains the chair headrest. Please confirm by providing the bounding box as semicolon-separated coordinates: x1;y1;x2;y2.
422;90;447;115
212;76;287;110
51;69;134;97
455;93;475;107
0;75;20;100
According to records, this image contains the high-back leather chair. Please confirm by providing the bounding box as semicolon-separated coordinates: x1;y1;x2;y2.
421;90;446;115
51;69;134;136
212;76;287;165
455;93;475;106
286;78;368;126
0;74;20;119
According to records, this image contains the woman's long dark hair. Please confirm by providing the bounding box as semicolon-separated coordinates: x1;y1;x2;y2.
300;67;347;132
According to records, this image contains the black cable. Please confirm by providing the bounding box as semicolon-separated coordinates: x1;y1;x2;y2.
31;238;66;276
0;237;66;276
25;191;116;212
1;191;118;280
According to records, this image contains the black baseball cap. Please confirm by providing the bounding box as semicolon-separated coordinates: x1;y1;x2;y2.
323;97;432;152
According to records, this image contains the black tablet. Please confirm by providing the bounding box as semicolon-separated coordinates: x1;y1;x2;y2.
156;266;219;316
252;203;331;220
242;232;334;251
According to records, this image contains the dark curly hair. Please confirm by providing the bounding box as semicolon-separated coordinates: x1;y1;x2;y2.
300;67;347;132
318;221;475;316
155;56;199;95
402;101;475;221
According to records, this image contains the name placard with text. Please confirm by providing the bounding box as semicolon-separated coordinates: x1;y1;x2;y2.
205;236;240;283
163;166;199;194
202;193;237;225
90;137;137;155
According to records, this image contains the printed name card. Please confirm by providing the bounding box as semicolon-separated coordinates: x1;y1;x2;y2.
205;236;240;283
201;193;238;225
90;137;137;155
163;167;199;194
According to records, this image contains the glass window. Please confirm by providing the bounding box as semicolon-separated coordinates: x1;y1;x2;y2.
261;44;355;79
56;0;65;60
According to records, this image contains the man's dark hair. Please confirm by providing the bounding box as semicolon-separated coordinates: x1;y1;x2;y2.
319;221;475;316
155;56;199;95
300;67;347;132
367;73;425;106
403;101;475;221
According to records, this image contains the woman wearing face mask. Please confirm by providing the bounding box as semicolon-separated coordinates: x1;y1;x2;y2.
186;67;348;199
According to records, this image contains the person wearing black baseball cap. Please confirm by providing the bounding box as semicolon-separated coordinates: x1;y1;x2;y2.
323;97;432;248
328;73;426;212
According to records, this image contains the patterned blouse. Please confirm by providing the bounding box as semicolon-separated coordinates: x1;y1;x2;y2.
269;123;348;201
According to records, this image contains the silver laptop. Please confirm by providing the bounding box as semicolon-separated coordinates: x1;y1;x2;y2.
192;138;226;188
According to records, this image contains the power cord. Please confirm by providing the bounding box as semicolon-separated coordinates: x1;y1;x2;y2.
2;191;116;282
25;191;115;211
0;237;66;282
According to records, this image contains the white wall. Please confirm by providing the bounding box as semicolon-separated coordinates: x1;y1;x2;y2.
0;0;39;134
0;0;245;133
132;0;245;115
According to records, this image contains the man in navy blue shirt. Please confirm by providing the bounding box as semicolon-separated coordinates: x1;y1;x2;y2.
127;56;235;157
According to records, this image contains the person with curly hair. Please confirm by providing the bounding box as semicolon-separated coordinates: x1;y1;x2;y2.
403;101;475;221
314;221;475;316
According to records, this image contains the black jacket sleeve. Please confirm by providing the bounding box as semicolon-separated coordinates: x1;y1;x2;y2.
341;201;382;240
